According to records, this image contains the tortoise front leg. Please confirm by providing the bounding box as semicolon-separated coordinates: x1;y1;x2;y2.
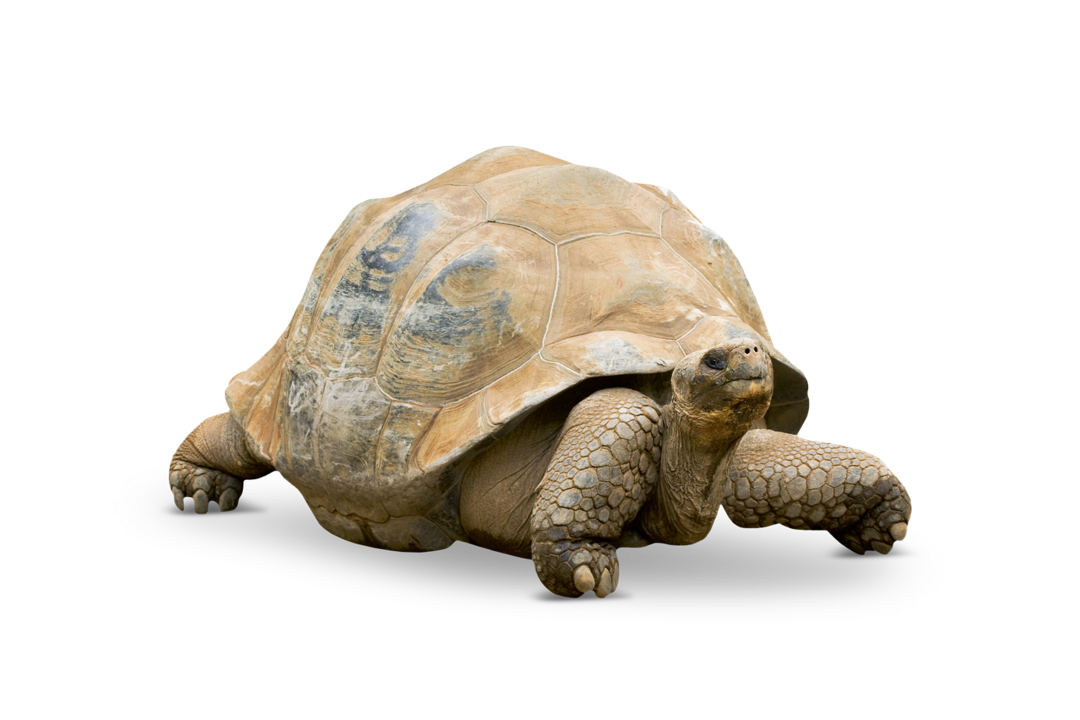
721;429;911;554
531;388;663;597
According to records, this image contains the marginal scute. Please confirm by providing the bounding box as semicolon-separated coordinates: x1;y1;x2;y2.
413;392;494;473
377;402;438;484
225;332;287;463
480;355;580;427
543;331;681;377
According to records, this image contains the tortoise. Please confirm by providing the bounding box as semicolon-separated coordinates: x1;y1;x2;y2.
169;147;911;598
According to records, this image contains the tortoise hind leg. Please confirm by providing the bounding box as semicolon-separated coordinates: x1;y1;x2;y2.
170;413;273;513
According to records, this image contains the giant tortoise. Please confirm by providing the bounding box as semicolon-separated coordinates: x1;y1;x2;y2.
170;147;911;597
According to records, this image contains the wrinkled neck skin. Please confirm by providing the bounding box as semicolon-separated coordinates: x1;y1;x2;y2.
634;338;773;545
638;397;756;545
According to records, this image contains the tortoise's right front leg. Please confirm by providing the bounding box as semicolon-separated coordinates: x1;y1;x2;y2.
170;413;273;513
531;389;663;598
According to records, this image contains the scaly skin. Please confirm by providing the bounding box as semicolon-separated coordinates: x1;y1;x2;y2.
170;413;272;513
531;388;664;597
721;429;911;554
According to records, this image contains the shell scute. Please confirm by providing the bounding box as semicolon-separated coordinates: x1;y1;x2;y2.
378;222;556;406
547;234;728;345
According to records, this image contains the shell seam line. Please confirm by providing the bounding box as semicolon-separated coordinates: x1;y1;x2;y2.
541;240;561;348
485;219;556;245
557;230;662;246
371;397;395;481
675;317;707;355
536;352;580;376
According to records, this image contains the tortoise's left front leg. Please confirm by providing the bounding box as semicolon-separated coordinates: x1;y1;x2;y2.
721;430;911;554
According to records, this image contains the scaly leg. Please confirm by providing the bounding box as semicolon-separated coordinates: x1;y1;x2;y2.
170;413;273;513
722;429;910;554
531;389;663;597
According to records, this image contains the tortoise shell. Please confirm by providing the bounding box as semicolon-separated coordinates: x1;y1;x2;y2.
224;147;808;550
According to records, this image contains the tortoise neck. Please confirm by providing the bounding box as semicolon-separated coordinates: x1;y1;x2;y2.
637;401;743;545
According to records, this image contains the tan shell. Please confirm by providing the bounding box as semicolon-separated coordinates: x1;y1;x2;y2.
224;147;807;549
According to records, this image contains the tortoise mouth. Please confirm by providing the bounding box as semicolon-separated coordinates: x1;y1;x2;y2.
723;374;767;385
718;374;773;402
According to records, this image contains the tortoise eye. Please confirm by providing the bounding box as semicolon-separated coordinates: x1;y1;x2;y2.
703;354;726;370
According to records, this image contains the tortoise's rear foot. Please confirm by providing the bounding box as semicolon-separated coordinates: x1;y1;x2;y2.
169;413;271;513
169;459;244;513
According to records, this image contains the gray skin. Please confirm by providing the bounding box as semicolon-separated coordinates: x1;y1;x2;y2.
171;332;911;598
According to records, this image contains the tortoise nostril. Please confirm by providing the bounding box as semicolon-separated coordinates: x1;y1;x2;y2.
744;348;750;355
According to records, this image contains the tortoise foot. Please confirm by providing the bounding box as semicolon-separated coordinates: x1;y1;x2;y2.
533;539;619;598
829;477;911;555
169;459;244;513
833;490;911;557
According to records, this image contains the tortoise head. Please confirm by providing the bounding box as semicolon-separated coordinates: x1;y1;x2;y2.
670;338;774;444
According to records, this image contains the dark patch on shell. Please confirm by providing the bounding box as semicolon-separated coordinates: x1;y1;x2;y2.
379;243;517;403
313;202;441;371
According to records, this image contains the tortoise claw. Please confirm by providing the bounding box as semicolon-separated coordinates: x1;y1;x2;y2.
193;489;209;514
573;565;595;593
595;568;614;598
219;488;239;512
172;486;185;511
